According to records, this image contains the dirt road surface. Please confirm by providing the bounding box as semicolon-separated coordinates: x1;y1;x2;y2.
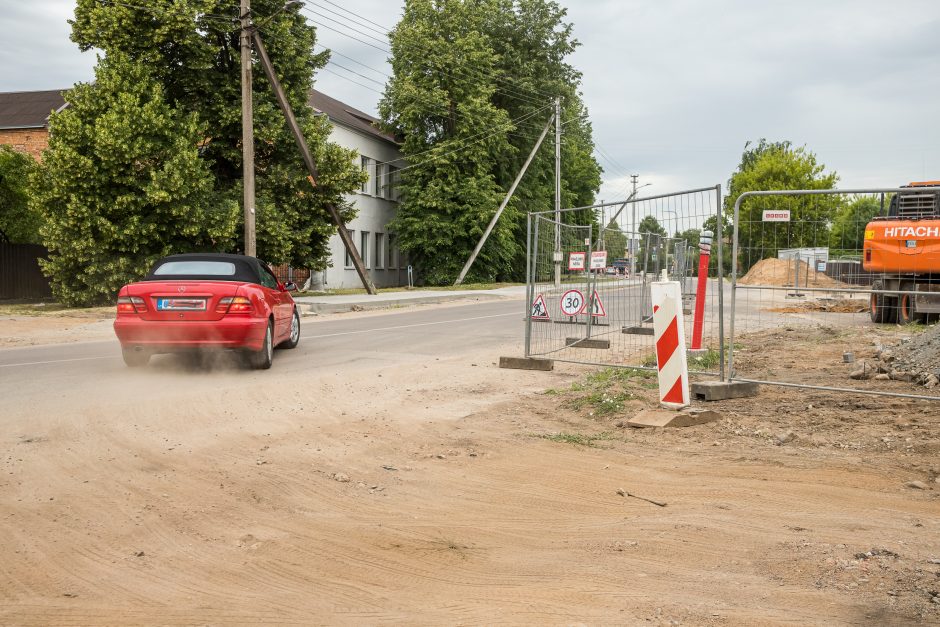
1;301;938;625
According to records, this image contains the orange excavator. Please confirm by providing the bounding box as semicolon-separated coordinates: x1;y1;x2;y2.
864;181;940;323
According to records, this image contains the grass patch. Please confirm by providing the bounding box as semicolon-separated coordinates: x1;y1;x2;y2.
642;354;658;367
537;431;618;447
688;348;721;370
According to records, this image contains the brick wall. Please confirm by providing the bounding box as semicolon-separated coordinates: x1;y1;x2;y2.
0;128;50;161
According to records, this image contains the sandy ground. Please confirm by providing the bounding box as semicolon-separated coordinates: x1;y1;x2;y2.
1;311;939;624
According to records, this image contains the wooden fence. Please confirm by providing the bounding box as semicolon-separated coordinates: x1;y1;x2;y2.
0;242;52;300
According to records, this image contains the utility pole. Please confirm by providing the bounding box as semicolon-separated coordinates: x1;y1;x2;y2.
250;29;377;294
554;97;562;287
629;174;638;277
240;0;256;257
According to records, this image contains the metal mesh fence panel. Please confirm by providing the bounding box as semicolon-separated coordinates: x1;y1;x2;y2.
525;186;725;375
728;187;940;400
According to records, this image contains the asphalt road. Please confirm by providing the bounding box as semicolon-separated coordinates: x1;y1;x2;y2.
0;299;526;383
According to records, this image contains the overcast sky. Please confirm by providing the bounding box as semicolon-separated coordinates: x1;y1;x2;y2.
3;0;939;204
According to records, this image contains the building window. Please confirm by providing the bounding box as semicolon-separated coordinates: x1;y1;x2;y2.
360;156;372;194
360;230;370;269
375;233;385;269
374;162;386;197
388;234;398;269
389;166;401;202
344;230;356;267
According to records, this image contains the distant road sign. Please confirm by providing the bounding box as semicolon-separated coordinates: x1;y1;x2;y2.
568;252;586;271
560;289;585;316
590;250;608;270
762;209;791;222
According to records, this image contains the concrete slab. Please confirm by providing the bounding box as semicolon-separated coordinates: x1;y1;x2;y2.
691;380;759;401
499;356;554;371
627;408;722;428
565;338;611;349
622;326;654;336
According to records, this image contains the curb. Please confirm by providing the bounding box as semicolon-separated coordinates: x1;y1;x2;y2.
295;292;515;316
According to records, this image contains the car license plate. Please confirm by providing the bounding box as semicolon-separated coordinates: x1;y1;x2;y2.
156;298;206;311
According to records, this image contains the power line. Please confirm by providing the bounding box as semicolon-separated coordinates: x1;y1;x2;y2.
306;0;388;38
314;0;394;33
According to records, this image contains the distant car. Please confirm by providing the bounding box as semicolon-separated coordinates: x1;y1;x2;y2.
113;253;300;369
605;266;618;275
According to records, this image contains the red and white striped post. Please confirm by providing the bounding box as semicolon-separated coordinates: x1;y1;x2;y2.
651;280;690;409
690;230;712;351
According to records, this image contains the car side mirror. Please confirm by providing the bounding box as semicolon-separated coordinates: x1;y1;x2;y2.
283;281;298;292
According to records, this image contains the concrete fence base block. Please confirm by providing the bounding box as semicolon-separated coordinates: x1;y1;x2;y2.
627;408;722;428
691;380;759;401
687;348;710;357
499;356;554;371
565;338;611;349
622;326;654;336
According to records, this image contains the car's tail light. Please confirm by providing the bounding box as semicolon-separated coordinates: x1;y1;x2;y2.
117;296;147;314
216;296;252;314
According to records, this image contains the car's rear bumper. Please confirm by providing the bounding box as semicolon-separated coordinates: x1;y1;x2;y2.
114;316;268;352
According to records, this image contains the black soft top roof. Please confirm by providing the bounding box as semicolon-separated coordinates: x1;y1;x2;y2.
142;253;265;283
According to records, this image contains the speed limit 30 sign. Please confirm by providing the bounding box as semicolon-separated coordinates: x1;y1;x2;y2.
560;289;585;316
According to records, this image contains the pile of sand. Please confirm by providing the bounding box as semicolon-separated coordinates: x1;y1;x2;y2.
738;258;845;288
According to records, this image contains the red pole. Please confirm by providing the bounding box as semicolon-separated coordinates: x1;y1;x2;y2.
691;230;713;350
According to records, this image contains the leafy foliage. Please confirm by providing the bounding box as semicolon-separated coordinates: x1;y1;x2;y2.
0;146;41;244
35;57;233;306
724;139;840;272
636;215;666;270
601;220;628;260
381;0;600;284
830;194;886;253
37;0;364;304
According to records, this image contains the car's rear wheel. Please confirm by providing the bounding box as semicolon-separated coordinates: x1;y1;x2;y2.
279;308;300;349
122;347;150;368
247;320;274;370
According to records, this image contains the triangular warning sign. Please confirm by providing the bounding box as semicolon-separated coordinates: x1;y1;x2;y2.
588;290;607;317
530;294;550;320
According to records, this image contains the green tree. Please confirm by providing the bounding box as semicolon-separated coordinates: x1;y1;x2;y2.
381;0;516;285
381;0;600;284
67;0;364;270
829;194;886;254
483;0;601;274
602;219;628;259
724;139;841;272
34;56;234;306
0;146;41;244
637;215;667;272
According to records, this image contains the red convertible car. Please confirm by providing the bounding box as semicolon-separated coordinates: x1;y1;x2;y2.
113;253;300;369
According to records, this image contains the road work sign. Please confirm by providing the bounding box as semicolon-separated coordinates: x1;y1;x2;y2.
590;250;608;270
762;209;790;222
530;294;550;320
568;252;586;271
560;289;585;316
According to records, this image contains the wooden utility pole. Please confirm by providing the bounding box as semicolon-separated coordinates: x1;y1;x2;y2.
250;29;377;295
240;0;256;257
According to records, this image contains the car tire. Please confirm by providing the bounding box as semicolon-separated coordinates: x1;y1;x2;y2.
279;308;300;349
122;347;150;368
248;320;274;370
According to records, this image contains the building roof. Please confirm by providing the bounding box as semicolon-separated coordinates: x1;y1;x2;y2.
309;89;399;146
0;88;399;147
0;89;67;130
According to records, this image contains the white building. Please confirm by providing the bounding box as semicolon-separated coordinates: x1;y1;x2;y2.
310;90;406;289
